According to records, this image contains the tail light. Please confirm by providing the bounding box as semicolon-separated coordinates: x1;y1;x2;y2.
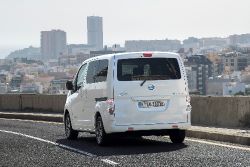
106;98;115;115
186;96;192;111
143;52;152;57
172;125;178;128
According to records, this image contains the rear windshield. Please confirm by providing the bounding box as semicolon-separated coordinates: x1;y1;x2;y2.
117;58;181;81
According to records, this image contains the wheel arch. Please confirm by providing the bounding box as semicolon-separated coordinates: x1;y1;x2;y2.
63;109;70;123
94;111;101;126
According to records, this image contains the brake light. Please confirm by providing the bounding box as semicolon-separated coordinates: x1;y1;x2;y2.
143;52;152;57
186;96;192;111
128;127;134;131
172;125;178;128
106;98;115;115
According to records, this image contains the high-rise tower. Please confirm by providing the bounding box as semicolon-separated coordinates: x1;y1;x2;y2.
41;30;67;60
87;16;103;50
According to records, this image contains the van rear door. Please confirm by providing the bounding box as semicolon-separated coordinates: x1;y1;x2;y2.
113;53;189;126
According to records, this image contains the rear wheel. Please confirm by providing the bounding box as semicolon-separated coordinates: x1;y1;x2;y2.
169;130;185;143
64;113;78;140
95;116;108;146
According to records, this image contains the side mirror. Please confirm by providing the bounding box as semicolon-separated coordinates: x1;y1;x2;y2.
66;80;74;90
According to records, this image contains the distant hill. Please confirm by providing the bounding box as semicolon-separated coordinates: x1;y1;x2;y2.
7;46;41;60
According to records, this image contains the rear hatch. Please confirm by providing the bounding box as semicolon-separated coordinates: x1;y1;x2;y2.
113;52;188;126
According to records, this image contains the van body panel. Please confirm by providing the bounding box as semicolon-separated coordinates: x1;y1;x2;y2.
64;52;191;134
112;52;189;126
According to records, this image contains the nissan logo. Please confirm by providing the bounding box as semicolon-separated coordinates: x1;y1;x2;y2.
148;84;155;90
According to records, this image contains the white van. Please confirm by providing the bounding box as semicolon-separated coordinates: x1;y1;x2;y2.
64;52;191;145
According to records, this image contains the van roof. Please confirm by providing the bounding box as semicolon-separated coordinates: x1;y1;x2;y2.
82;52;180;64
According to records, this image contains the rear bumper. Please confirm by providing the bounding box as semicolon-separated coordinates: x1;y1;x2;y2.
104;122;191;134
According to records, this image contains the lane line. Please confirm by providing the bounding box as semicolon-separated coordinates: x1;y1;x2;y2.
2;118;249;152
186;138;250;151
0;129;118;166
101;159;119;165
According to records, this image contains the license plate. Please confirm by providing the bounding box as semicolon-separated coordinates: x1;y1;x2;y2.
138;100;165;108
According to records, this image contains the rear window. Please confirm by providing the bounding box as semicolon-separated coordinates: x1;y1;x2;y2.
117;58;181;81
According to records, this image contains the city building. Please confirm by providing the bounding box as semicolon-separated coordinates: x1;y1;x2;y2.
185;54;212;95
0;74;7;83
185;66;197;93
87;16;103;50
125;39;181;52
41;30;67;61
67;44;95;55
49;79;69;94
206;78;229;96
199;37;228;48
0;83;7;94
229;34;250;46
183;37;200;49
206;53;223;78
0;59;12;66
20;83;43;94
90;50;125;57
58;54;91;66
111;44;125;52
9;75;23;91
35;76;54;94
223;81;245;96
220;52;250;72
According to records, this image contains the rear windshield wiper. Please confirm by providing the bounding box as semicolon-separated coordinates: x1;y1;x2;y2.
140;79;147;86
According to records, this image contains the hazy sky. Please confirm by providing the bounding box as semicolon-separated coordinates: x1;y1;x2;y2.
0;0;250;57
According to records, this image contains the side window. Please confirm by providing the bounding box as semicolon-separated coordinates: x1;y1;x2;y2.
86;61;98;84
76;64;87;90
86;59;109;84
96;59;108;82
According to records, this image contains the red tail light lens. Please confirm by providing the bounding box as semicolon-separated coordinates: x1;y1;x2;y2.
172;125;178;128
143;52;152;57
106;98;115;115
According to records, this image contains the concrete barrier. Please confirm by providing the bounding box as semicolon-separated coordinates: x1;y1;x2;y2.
191;96;250;128
0;94;250;128
0;94;66;113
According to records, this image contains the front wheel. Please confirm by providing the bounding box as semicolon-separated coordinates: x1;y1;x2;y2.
95;116;108;146
169;130;186;143
64;113;78;140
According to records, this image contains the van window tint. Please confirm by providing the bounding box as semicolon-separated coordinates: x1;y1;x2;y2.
117;58;181;81
96;60;108;82
86;59;108;84
76;64;87;89
86;61;97;84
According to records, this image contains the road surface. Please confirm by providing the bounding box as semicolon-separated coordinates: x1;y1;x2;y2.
0;118;249;167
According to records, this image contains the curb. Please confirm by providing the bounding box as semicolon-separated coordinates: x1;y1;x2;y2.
0;112;249;146
186;129;250;146
0;112;63;123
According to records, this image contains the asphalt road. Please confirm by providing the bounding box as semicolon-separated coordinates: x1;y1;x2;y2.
0;118;249;167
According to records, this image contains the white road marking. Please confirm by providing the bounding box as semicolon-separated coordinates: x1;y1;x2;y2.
101;159;119;165
1;118;249;152
0;129;118;166
186;138;250;151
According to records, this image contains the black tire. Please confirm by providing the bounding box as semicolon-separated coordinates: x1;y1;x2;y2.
169;130;186;143
95;116;108;146
64;113;79;140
